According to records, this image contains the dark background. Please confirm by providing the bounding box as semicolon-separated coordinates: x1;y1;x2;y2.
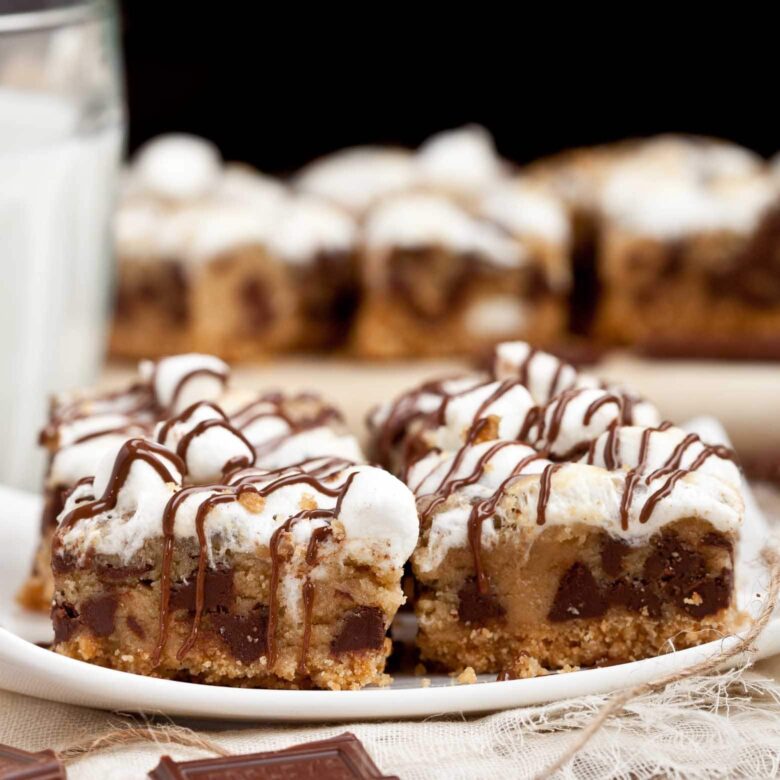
121;6;778;174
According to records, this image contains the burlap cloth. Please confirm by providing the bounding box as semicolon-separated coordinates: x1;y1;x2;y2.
3;660;780;779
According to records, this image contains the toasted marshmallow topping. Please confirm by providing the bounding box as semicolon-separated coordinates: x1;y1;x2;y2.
255;427;364;471
268;196;357;265
364;192;527;268
417;125;505;194
478;180;571;245
58;447;417;569
133;134;222;202
140;354;229;415
296;146;417;214
155;402;254;484
601;136;775;237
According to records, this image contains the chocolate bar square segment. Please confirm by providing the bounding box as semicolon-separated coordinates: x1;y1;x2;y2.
148;733;398;779
0;744;66;779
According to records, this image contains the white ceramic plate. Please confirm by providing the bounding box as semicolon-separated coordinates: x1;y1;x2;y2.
0;419;778;721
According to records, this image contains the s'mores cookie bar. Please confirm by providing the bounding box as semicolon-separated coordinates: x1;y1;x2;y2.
50;422;418;689
18;354;231;611
596;136;780;355
352;191;570;358
112;135;359;359
389;342;743;676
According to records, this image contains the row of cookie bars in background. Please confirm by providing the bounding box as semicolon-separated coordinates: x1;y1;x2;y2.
24;345;744;688
112;127;780;361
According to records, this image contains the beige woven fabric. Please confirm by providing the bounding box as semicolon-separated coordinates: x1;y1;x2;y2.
3;662;780;780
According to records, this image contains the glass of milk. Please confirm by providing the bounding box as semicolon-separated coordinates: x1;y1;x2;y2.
0;1;125;489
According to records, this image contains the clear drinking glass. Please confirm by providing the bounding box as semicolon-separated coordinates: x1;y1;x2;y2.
0;0;124;490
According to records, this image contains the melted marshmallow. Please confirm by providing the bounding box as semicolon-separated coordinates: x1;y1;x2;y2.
140;354;229;414
409;438;742;574
416;125;505;193
268;196;357;265
478;180;571;245
430;381;536;453
133;134;222;201
601;137;775;237
155;403;254;484
59;454;417;569
47;414;146;487
255;427;364;470
296;146;417;213
537;387;661;458
364;192;527;268
493;341;578;404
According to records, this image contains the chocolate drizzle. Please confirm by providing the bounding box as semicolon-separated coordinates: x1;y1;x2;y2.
229;392;345;461
536;463;563;526
467;451;545;594
157;466;358;671
156;400;255;476
57;439;184;536
154;364;228;417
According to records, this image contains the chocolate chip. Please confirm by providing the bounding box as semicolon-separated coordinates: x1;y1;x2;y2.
81;594;118;637
607;578;662;618
170;567;234;614
702;532;733;552
644;532;732;618
331;606;386;653
240;278;274;332
548;562;607;622
709;203;780;308
601;536;631;577
211;606;268;664
51;552;78;575
126;615;146;640
680;569;733;619
388;247;470;321
51;602;80;644
457;579;505;625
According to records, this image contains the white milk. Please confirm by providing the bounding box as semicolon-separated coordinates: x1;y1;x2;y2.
0;88;122;489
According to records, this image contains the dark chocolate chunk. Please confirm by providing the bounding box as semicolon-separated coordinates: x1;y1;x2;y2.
51;552;78;575
702;532;734;552
332;607;387;654
170;567;234;614
457;579;505;625
548;562;607;622
211;605;268;664
644;532;732;618
388;246;471;321
607;578;662;619
240;277;274;332
679;569;733;619
80;593;118;637
601;536;631;577
0;743;66;779
148;732;396;779
51;602;80;645
709;202;780;308
126;615;146;640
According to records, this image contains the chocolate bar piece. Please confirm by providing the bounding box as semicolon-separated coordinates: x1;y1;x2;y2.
148;732;397;779
0;744;66;779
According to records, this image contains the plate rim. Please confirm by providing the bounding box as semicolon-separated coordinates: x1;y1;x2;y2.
2;622;780;721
